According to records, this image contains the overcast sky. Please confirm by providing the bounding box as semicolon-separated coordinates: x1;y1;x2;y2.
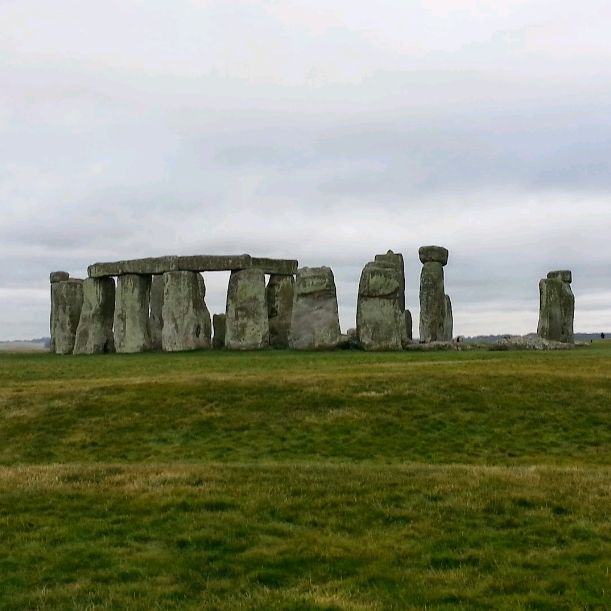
2;0;610;340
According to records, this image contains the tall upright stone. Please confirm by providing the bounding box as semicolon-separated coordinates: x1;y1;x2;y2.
73;277;115;354
161;271;211;351
289;267;340;350
374;250;406;311
213;314;226;349
225;268;269;350
443;294;453;341
50;276;84;355
537;270;574;343
356;261;405;350
267;274;294;348
419;245;450;343
114;274;152;353
149;275;164;351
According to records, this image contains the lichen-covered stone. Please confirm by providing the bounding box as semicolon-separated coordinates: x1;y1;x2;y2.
442;294;453;341
213;314;226;349
73;277;115;354
114;274;152;353
50;279;84;354
404;310;413;343
547;270;572;283
50;271;70;283
161;271;211;352
289;267;340;350
149;275;164;350
419;261;446;342
374;250;405;310
225;268;269;350
537;272;574;343
267;274;294;348
357;262;404;350
418;246;449;266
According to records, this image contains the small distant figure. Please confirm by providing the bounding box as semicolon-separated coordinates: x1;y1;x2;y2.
601;332;606;340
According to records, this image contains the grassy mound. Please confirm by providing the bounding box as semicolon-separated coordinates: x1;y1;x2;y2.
1;345;610;609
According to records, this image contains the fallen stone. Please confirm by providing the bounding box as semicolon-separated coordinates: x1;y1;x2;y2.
418;246;449;266
225;268;269;350
73;277;115;354
289;267;340;350
51;279;84;354
161;271;211;352
493;335;574;351
149;275;164;351
213;314;226;349
267;274;295;348
114;274;152;353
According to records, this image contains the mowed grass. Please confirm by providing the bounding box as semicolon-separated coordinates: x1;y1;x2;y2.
0;345;610;609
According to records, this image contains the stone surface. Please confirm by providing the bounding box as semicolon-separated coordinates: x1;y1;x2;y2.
267;274;295;348
114;274;152;353
537;272;574;343
225;268;269;350
419;261;446;342
50;271;69;283
50;279;84;354
149;275;164;350
418;245;449;266
443;295;453;341
404;310;413;343
88;254;297;277
213;314;226;349
161;271;211;352
289;267;340;350
547;270;572;283
374;250;405;310
73;277;115;354
357;262;405;350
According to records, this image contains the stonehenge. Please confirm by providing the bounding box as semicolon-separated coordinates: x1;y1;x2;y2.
418;246;453;342
49;247;579;354
289;267;341;350
537;270;575;343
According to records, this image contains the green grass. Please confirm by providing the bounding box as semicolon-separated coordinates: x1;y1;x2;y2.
1;345;610;609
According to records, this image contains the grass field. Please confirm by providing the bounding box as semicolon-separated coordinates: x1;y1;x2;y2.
1;345;610;609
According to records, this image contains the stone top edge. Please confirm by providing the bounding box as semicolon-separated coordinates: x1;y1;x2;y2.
546;270;572;282
418;245;449;265
88;255;298;277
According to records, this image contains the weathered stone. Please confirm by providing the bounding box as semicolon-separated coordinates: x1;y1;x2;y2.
374;250;405;310
89;257;179;278
73;277;115;354
114;274;152;353
267;274;294;348
251;257;298;276
418;246;449;266
537;272;574;343
149;275;164;350
161;271;211;352
357;262;405;350
547;270;572;283
419;261;446;342
213;314;226;349
50;271;69;283
289;267;340;350
50;279;84;354
197;273;213;342
443;295;453;341
225;268;269;350
404;310;413;343
177;254;252;273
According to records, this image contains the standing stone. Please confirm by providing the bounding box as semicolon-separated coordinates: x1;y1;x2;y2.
356;261;405;350
114;274;152;353
419;246;450;343
149;275;164;351
213;314;226;349
50;278;84;354
443;295;453;341
73;277;115;354
374;250;406;311
405;310;413;341
537;270;574;343
289;267;340;350
161;271;211;352
267;274;294;348
225;268;269;350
